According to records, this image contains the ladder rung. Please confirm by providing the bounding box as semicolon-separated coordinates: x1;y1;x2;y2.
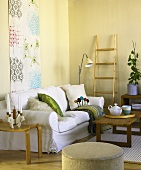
94;91;117;94
95;77;115;79
96;63;116;65
96;48;116;51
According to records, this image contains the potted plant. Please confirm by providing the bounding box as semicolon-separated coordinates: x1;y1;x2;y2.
127;41;141;95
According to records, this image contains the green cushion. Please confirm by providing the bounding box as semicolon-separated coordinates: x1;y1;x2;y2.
38;93;63;117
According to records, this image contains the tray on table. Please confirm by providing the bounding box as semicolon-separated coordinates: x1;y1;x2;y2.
105;113;135;119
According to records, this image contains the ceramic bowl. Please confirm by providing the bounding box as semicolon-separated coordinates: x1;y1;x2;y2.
122;105;131;115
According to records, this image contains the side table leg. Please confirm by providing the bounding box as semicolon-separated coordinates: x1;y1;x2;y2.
140;117;141;135
37;125;42;158
96;124;101;142
25;130;31;164
127;125;132;148
113;125;116;134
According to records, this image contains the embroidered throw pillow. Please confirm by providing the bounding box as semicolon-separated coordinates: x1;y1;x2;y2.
61;84;87;110
38;93;63;117
74;96;89;107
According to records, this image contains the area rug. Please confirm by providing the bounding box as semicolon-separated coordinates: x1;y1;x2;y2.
88;127;141;163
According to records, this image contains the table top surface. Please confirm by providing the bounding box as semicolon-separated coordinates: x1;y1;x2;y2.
0;119;38;132
95;116;137;126
121;94;141;98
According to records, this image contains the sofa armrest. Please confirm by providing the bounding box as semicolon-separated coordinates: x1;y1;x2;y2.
49;111;59;132
0;109;60;131
88;96;104;109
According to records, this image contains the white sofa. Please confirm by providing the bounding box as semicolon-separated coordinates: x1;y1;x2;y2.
0;85;104;153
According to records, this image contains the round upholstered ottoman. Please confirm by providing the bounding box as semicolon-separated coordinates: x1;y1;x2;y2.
62;142;124;170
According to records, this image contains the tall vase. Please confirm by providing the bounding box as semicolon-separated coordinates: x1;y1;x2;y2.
127;84;138;95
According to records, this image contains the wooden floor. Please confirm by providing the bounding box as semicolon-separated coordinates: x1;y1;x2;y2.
0;135;141;170
0;150;62;170
0;149;141;170
1;123;141;170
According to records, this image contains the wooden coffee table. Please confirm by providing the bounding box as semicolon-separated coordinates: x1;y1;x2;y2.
95;116;137;147
113;114;141;136
0;120;42;164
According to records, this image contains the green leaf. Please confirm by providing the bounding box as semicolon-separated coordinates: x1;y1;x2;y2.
128;46;141;84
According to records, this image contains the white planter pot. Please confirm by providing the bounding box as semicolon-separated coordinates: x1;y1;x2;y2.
127;84;138;95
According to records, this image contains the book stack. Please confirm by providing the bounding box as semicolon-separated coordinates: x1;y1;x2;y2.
132;103;141;110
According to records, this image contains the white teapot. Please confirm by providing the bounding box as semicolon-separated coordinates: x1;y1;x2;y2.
108;103;122;116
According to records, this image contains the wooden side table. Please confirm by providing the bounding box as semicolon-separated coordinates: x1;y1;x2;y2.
113;114;141;136
121;94;141;134
121;94;141;106
0;121;42;164
95;116;137;147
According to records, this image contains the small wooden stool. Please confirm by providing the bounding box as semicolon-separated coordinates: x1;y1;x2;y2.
0;122;42;164
62;142;124;170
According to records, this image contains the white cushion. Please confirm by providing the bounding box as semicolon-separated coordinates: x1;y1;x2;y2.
40;86;68;113
64;111;90;125
62;84;87;110
9;88;40;110
49;112;77;133
0;100;6;110
49;110;89;133
58;117;77;132
28;98;53;113
27;97;64;121
8;86;68;112
88;96;104;109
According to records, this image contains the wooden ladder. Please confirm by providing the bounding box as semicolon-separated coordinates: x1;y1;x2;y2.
94;34;117;110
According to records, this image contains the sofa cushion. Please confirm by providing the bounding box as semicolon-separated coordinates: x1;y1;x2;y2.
9;88;41;110
38;93;64;117
88;96;104;109
28;97;53;112
49;110;89;133
62;84;87;110
42;86;68;113
58;117;78;132
49;112;77;133
64;110;90;125
0;100;6;109
8;86;68;112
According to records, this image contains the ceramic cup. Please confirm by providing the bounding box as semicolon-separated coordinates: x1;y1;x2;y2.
122;105;131;115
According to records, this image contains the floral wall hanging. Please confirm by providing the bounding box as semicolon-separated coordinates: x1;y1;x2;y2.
9;0;41;92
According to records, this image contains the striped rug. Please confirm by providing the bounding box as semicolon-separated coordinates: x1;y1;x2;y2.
88;127;141;163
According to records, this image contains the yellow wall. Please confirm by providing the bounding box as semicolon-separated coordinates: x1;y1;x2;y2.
0;0;70;99
0;1;10;99
69;0;141;104
1;0;141;104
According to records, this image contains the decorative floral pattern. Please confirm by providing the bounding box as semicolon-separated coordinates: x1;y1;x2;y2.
9;0;22;18
28;0;38;8
9;26;23;47
9;0;41;92
28;14;40;36
10;57;23;82
24;38;40;66
29;71;41;89
74;96;89;107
